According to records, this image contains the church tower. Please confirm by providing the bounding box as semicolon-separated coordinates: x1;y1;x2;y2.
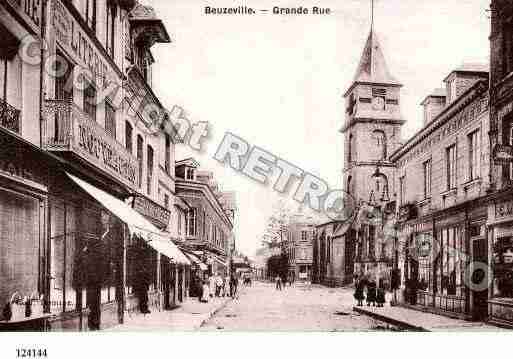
341;28;404;205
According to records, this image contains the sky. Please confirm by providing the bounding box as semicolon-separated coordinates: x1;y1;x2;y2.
144;0;490;258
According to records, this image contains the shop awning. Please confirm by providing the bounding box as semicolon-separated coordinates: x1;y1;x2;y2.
184;252;208;271
66;172;190;265
149;234;191;265
213;255;227;267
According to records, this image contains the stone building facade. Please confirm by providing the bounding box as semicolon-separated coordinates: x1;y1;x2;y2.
285;215;315;282
390;65;490;320
175;159;235;282
0;0;194;331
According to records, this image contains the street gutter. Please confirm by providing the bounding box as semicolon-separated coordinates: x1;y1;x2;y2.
353;307;429;332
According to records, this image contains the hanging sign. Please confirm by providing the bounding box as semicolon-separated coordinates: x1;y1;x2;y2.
493;144;513;164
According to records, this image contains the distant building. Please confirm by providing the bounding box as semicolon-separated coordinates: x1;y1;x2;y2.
175;158;236;278
285;214;316;281
313;221;354;287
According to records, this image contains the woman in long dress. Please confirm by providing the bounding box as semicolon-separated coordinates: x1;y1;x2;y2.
201;280;210;303
209;274;216;298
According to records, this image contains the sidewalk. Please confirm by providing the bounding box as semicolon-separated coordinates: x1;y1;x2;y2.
353;305;507;332
108;296;231;331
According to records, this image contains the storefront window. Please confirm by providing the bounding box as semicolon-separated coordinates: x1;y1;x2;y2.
50;203;65;311
493;236;513;298
417;233;432;291
64;208;77;311
0;189;42;315
50;201;81;312
435;227;466;297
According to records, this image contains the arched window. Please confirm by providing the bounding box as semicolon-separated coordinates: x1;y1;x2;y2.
372;130;387;161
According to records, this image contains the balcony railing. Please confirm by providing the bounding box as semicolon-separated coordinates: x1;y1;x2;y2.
43;99;84;149
42;99;140;189
0;98;21;133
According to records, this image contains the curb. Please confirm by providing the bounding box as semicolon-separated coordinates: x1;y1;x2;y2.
353;307;429;332
196;298;232;329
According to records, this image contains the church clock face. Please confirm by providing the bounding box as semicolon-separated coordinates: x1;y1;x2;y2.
372;96;385;110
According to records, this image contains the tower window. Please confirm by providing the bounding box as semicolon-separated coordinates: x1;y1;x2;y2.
399;176;406;205
372;130;387;160
372;88;387;97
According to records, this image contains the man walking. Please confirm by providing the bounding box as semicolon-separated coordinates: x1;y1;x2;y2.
215;273;223;297
275;275;282;291
209;274;216;298
230;275;239;299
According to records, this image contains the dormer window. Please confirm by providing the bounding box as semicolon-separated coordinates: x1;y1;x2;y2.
449;79;457;103
186;168;195;180
135;44;150;82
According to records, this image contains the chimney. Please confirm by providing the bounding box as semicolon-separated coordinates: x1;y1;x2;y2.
421;89;446;125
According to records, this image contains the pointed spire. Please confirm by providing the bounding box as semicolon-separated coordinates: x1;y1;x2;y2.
351;29;401;87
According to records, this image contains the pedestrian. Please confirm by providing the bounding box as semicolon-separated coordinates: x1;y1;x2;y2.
366;280;377;307
282;276;288;288
376;285;386;307
209;274;216;298
230;275;239;299
275;275;282;291
215;273;223;297
354;279;365;307
224;275;230;297
200;280;210;303
197;277;204;302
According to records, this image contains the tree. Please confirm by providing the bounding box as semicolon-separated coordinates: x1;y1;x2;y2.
261;200;291;248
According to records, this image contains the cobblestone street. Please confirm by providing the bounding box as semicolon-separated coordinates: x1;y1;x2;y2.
200;281;395;331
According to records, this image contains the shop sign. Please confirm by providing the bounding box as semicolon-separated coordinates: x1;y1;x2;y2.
50;0;112;86
5;0;41;34
495;200;513;220
133;195;171;228
398;204;417;223
74;114;139;188
493;144;513;164
0;135;46;188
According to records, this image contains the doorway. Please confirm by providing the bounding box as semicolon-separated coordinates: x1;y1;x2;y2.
161;259;170;309
170;263;176;306
472;237;488;321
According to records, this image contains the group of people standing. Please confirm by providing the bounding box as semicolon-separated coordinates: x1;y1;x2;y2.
274;275;292;290
354;277;386;307
199;273;239;303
